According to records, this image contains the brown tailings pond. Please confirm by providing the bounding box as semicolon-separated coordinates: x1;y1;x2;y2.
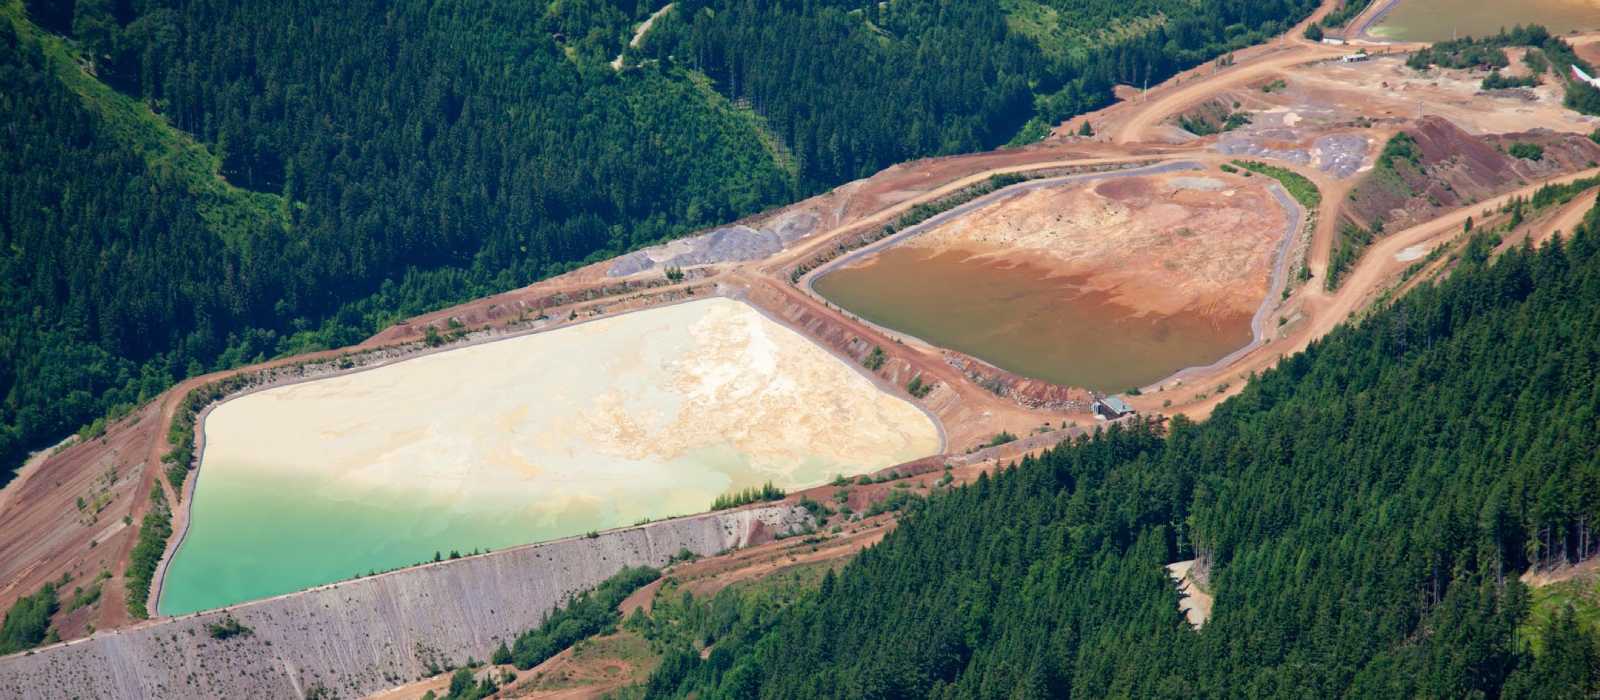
812;167;1296;393
1372;0;1600;42
813;248;1251;392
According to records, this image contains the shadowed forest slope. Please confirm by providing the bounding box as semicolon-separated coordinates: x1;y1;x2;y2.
640;0;1321;186
638;212;1600;697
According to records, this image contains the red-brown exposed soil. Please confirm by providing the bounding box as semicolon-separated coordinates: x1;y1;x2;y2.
895;170;1287;319
1346;116;1600;231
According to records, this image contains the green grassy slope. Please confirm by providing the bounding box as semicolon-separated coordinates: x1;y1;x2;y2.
0;0;288;470
1;2;283;241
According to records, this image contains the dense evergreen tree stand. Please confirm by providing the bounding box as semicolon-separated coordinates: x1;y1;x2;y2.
639;213;1600;697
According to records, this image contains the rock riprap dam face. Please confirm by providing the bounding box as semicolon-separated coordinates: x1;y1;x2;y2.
159;297;938;615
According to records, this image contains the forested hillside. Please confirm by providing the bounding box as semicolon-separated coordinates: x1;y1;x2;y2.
0;0;1318;481
1;5;288;469
640;0;1321;187
0;0;792;480
639;218;1600;697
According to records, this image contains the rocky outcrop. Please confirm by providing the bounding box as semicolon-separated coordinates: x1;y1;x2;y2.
941;354;1093;412
607;210;821;277
0;506;811;700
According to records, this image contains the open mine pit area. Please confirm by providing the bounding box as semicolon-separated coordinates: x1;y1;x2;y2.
1190;53;1595;175
1157;44;1598;164
15;13;1600;697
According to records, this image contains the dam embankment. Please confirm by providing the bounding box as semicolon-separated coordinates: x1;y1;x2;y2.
0;505;810;699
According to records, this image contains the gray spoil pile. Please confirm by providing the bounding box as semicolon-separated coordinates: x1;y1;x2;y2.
608;210;820;277
0;506;813;700
1215;129;1311;165
1479;88;1539;102
1312;134;1369;179
1215;130;1368;180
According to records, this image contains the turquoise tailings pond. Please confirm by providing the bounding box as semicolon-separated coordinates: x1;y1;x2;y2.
158;298;940;615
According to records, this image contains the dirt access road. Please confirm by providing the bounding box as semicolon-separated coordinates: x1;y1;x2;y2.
611;3;674;70
1140;165;1600;418
1106;0;1429;145
1108;0;1331;144
1523;188;1599;250
1113;46;1343;144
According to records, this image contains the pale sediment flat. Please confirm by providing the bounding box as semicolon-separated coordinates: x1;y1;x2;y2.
160;297;938;615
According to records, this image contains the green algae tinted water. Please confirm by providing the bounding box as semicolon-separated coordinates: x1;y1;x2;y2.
1373;0;1600;42
160;445;772;615
813;247;1251;393
157;299;938;615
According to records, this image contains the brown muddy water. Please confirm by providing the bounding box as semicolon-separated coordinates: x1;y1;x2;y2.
1373;0;1600;42
813;247;1251;393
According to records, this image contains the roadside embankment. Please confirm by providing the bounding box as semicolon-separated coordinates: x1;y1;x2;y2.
0;505;811;699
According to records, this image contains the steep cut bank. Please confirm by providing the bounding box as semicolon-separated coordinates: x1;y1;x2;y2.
0;505;811;699
1330;115;1600;287
1346;117;1600;234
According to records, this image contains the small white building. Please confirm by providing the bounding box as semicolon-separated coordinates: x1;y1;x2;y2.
1321;37;1346;46
1093;396;1135;421
1340;52;1370;63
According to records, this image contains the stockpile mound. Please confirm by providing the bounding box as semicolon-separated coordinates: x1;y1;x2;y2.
1347;116;1600;231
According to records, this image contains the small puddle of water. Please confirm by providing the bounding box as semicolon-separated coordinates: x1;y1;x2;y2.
813;247;1251;393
